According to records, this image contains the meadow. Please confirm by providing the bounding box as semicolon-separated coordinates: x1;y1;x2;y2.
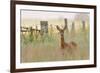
20;27;89;63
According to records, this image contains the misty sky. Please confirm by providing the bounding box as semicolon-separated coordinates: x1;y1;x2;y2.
21;10;89;21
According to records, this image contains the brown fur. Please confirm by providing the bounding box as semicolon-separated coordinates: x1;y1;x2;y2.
56;25;77;49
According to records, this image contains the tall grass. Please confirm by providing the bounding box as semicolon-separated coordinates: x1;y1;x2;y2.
21;29;89;63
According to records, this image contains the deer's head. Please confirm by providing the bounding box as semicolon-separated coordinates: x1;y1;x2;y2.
56;24;67;37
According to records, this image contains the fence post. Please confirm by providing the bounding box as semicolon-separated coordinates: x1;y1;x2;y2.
82;20;85;31
71;22;76;38
64;18;69;33
29;26;33;42
35;25;38;39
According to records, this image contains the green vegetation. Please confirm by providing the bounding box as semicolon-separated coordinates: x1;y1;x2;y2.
21;29;89;63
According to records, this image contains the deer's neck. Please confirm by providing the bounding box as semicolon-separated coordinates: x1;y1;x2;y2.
61;35;65;49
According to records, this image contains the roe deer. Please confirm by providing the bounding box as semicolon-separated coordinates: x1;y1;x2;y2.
56;20;77;53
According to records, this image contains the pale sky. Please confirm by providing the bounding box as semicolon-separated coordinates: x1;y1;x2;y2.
21;10;89;20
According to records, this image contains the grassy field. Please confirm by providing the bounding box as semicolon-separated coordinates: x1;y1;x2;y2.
20;29;89;63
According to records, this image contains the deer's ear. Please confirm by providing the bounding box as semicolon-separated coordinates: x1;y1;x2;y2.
56;25;61;31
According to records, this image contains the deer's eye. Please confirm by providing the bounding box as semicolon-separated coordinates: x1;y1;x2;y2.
60;32;63;35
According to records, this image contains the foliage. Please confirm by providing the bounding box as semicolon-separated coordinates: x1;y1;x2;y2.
21;28;89;63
